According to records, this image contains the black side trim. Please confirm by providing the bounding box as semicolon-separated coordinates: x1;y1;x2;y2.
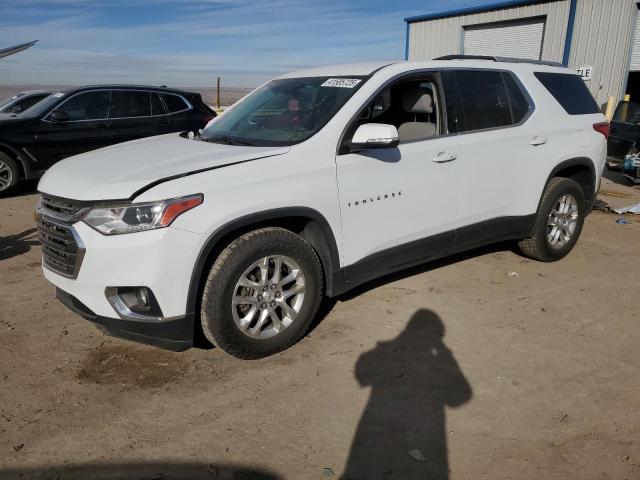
129;153;284;200
185;207;342;313
454;214;536;249
56;288;194;352
331;215;535;296
344;231;453;285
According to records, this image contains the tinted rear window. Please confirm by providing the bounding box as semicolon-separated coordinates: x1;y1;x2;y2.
110;91;151;118
454;70;513;131
534;72;598;115
161;94;189;113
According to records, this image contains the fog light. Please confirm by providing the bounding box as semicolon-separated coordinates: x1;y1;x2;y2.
136;287;150;310
105;286;163;320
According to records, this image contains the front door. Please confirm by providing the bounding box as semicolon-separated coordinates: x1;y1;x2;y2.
335;75;462;283
32;90;113;167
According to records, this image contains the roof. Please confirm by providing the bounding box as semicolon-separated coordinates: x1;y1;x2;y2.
404;0;545;23
278;62;397;79
277;58;570;82
56;84;197;94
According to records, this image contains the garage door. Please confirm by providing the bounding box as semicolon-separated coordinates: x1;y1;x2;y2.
463;17;545;60
630;7;640;71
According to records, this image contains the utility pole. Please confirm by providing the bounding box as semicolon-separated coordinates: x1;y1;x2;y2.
216;76;221;110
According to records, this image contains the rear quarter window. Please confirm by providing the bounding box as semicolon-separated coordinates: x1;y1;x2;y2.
534;72;599;115
161;94;189;113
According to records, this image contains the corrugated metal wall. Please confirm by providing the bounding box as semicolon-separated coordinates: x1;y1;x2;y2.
630;5;640;71
407;0;571;63
568;0;637;106
407;0;640;104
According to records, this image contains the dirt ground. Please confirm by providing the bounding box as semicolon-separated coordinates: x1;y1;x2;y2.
1;176;639;480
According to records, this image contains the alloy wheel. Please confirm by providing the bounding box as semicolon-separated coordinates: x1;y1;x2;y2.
0;160;13;191
231;255;306;339
547;194;579;249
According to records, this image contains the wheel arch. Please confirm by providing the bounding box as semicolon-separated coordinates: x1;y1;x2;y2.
0;142;31;179
185;207;342;317
542;157;597;211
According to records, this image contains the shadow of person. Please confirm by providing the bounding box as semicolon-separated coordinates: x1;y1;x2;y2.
0;461;282;480
342;309;472;480
0;228;39;261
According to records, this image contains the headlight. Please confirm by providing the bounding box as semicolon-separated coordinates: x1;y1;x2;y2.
83;194;203;235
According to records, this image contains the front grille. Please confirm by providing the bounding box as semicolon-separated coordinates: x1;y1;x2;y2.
40;194;87;222
37;195;87;278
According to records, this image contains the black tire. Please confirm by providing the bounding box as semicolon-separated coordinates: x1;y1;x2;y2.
0;152;20;194
200;227;323;359
518;177;586;262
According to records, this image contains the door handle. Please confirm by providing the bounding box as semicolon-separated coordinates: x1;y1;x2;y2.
93;123;110;130
432;151;457;163
530;136;548;146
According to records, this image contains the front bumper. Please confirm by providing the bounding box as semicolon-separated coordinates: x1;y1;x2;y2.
56;288;194;351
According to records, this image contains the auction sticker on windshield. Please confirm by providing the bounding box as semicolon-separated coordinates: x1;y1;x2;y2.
321;78;362;88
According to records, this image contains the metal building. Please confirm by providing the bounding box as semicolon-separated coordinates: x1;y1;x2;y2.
404;0;640;108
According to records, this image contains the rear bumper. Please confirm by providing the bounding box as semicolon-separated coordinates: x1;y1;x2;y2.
56;288;194;351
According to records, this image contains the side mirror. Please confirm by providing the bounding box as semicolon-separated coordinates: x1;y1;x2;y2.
351;123;399;149
49;110;69;123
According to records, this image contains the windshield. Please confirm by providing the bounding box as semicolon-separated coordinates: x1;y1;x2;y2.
202;76;366;146
0;93;22;110
21;92;66;117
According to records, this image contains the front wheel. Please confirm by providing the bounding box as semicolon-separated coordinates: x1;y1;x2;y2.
200;227;323;359
518;177;586;262
0;153;20;194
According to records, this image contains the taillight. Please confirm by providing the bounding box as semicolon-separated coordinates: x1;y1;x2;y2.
593;122;609;139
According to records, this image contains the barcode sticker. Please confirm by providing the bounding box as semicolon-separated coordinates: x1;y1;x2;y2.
321;78;361;88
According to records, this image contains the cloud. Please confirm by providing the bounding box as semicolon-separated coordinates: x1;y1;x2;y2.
0;0;473;86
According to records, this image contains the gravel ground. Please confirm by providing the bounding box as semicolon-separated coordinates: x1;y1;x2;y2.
0;177;639;480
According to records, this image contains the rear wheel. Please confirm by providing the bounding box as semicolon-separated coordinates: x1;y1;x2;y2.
518;177;586;262
200;227;323;359
0;153;19;194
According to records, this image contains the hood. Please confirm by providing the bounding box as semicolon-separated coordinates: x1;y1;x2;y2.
38;133;290;201
0;114;31;125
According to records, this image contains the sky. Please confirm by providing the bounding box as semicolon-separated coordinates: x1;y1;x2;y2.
0;0;486;88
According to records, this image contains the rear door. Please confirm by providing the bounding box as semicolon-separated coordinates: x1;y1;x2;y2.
107;90;166;144
443;69;541;246
32;90;113;166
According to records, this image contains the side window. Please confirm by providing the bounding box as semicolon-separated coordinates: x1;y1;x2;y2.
534;72;599;115
502;73;530;123
454;70;512;131
151;92;165;116
53;91;111;121
161;94;189;113
353;76;441;143
110;91;151;118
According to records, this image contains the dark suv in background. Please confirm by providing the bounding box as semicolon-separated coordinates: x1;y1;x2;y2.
0;85;215;193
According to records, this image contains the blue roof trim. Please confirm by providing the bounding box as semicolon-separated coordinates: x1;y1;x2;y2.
404;0;544;23
404;22;410;60
561;0;578;66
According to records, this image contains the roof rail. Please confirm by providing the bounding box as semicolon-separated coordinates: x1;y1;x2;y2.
434;55;563;67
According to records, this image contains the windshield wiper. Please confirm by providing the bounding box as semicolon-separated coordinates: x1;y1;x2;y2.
206;135;254;146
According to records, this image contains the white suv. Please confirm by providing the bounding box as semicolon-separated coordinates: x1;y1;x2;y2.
37;58;608;358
